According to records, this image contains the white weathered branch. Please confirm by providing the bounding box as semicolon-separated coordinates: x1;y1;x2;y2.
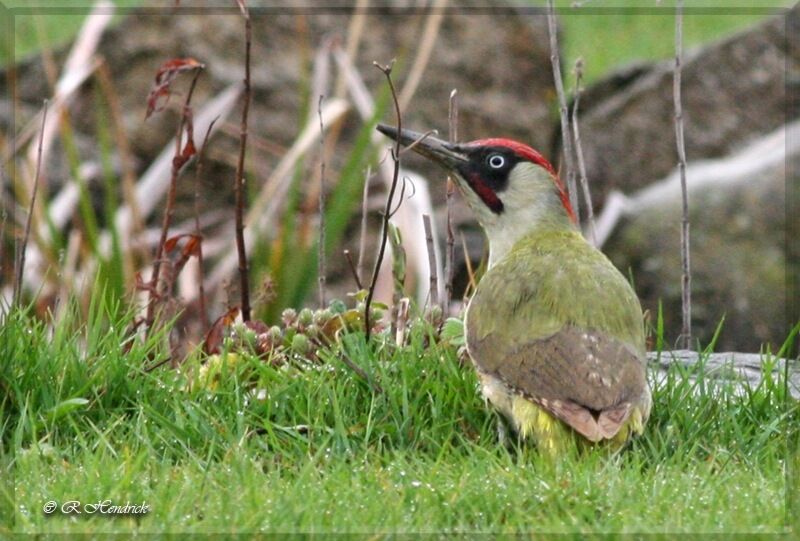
650;350;799;399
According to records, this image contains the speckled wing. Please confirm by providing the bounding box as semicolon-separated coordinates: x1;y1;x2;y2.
465;231;650;442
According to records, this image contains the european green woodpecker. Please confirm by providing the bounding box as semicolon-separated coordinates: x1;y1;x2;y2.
377;124;651;454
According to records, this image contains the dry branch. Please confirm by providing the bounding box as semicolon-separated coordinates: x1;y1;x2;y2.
113;84;240;255
546;0;579;221
673;0;692;348
649;351;798;400
460;231;477;301
335;45;441;308
444;89;458;315
571;58;597;245
365;61;403;341
14;101;48;307
422;214;439;308
317;95;327;308
340;351;384;394
193;118;218;332
146;67;202;333
357;166;371;287
205;98;349;290
234;5;253;321
343;249;362;290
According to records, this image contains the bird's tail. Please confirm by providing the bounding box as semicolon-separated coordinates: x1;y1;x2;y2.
512;397;645;458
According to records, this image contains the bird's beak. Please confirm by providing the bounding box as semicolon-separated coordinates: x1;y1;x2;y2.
376;124;467;171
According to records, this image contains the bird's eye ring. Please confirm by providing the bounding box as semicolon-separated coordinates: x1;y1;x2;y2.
488;154;505;169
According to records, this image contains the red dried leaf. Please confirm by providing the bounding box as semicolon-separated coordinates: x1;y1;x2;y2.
164;233;200;255
182;235;202;258
173;137;197;170
162;233;203;279
204;307;241;354
145;57;203;119
171;234;202;277
164;236;181;254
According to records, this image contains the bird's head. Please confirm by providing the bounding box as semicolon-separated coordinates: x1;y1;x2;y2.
377;124;577;267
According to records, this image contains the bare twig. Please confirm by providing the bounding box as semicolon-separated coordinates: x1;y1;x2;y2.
395;297;410;347
343;249;362;290
146;67;202;334
111;84;239;259
365;61;402;341
14;101;48;307
444;89;458;315
317;95;327;308
673;0;692;348
193;117;218;332
388;223;406;334
234;2;253;322
546;0;579;221
205;99;349;290
422;214;439;308
334;44;441;309
571;58;597;245
357;166;371;287
461;231;477;301
340;351;384;394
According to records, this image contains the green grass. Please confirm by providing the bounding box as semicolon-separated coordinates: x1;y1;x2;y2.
558;6;791;82
2;298;797;534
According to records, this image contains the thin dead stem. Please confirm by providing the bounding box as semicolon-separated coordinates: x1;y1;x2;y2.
193;117;218;332
14;101;48;307
674;0;692;348
317;95;327;308
234;6;253;321
341;351;384;394
365;61;402;341
343;249;362;290
547;0;579;221
357;166;371;288
422;214;439;308
444;89;458;315
460;231;477;301
146;68;202;334
571;58;597;245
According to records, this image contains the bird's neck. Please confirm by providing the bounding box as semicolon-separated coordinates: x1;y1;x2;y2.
484;203;577;270
485;221;574;269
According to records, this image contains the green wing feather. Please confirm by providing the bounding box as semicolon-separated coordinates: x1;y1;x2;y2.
467;229;645;352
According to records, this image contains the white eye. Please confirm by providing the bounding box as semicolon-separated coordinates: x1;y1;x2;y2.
488;154;505;169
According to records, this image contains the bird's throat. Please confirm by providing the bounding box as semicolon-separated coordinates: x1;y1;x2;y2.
466;173;504;214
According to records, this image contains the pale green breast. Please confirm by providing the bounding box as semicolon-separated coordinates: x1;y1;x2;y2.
466;229;645;353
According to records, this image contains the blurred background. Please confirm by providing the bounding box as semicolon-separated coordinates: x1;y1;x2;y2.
1;0;796;352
